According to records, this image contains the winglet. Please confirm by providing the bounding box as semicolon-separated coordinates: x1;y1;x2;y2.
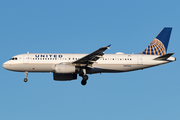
107;44;111;49
154;53;174;60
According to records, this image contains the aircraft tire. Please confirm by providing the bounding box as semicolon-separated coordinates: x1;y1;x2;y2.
83;75;88;81
24;78;28;82
81;80;87;86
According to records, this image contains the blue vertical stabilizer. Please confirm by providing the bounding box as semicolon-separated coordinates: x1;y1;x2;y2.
141;27;172;55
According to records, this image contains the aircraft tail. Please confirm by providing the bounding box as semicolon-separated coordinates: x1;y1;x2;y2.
141;27;172;55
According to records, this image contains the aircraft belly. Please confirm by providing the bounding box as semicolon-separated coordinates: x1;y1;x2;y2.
8;64;54;72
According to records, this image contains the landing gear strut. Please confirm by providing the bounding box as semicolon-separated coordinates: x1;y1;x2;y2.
24;71;28;82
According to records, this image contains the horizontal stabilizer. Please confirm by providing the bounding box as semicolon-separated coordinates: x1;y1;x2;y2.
154;53;174;60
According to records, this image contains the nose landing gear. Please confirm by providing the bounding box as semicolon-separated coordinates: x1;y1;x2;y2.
24;71;28;82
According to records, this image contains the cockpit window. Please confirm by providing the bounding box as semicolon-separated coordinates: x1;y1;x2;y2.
10;57;18;60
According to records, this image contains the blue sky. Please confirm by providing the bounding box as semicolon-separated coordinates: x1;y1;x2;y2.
0;0;179;120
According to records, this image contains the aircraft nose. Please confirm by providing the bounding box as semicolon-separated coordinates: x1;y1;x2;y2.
2;62;8;69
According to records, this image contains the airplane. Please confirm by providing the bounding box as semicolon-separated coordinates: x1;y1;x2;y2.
3;27;176;85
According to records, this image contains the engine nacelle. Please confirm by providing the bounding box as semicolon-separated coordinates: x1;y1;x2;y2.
53;73;77;81
54;64;76;73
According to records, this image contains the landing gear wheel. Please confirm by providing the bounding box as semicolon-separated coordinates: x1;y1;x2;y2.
81;80;87;86
24;78;28;82
24;71;28;82
83;75;88;81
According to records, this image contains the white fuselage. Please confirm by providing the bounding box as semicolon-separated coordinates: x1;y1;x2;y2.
2;53;176;74
2;28;175;85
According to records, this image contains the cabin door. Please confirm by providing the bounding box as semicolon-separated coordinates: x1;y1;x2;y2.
23;54;29;64
137;55;143;65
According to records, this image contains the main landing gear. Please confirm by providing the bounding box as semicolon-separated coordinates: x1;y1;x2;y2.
80;69;89;86
81;75;88;86
24;71;28;82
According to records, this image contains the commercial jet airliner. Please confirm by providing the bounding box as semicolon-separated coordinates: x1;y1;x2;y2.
3;27;176;85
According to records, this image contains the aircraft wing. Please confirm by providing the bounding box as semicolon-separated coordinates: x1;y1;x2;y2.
72;45;111;67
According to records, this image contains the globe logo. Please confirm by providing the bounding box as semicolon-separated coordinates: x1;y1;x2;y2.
142;38;166;55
